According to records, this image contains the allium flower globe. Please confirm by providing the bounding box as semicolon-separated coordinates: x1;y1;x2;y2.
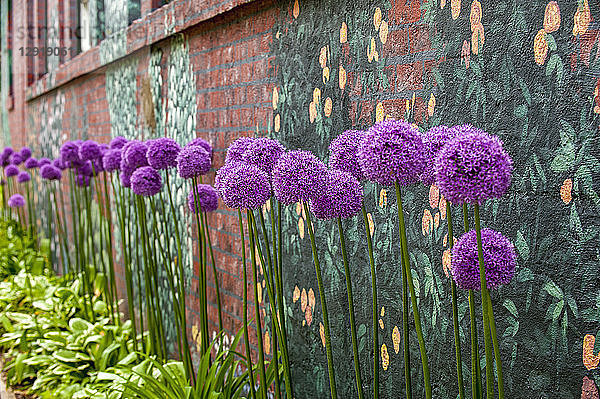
8;194;25;208
110;136;128;149
241;137;286;176
357;120;426;187
2;147;14;157
420;125;457;186
38;158;51;167
40;165;62;180
218;164;271;209
122;141;149;170
103;149;122;172
10;153;23;165
52;159;67;170
131;166;163;197
147;137;181;170
120;168;133;188
309;169;363;220
214;162;243;196
272;150;328;205
434;127;512;205
20;147;32;160
188;184;219;213
60;141;81;165
328;130;367;181
77;161;95;177
79;140;102;161
24;157;39;169
176;145;211;179
17;171;31;183
451;228;517;291
186;138;213;158
224;137;255;164
5;165;19;177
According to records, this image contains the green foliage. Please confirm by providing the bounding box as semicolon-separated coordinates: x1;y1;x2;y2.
0;218;48;278
107;330;266;399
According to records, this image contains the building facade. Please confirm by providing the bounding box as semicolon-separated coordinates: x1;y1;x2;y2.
1;0;600;397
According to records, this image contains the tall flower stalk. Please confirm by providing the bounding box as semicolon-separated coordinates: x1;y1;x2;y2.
436;125;514;399
421;125;465;398
358;120;431;398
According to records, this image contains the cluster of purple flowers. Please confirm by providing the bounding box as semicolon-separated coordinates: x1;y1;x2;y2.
7;194;25;208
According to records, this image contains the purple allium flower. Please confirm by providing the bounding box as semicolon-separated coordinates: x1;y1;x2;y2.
328;130;368;181
79;140;101;161
218;164;271;209
176;145;211;179
8;194;25;208
103;149;122;172
100;143;109;153
76;174;91;187
110;136;128;150
357;120;426;187
76;161;95;177
10;153;23;165
214;161;243;196
19;147;32;160
309;169;363;220
5;165;19;177
120;168;133;188
147;137;181;170
188;184;219;213
1;154;9;167
17;171;31;183
40;165;62;180
2;147;14;157
121;140;149;171
25;157;39;169
225;137;255;164
186;138;213;158
272;150;328;205
131;166;163;197
52;158;67;170
241;138;286;176
60;141;81;165
420;125;457;186
434;127;513;205
38;158;51;167
451;228;517;291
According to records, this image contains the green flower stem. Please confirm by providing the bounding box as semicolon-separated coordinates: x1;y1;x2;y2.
337;217;365;399
274;200;293;398
237;210;257;399
51;186;69;276
446;202;466;399
256;210;282;399
136;195;159;358
302;201;337;399
164;173;194;383
202;211;224;336
394;182;431;399
156;194;194;381
473;204;494;398
246;209;268;399
462;204;481;399
253;210;292;399
110;178;141;352
149;198;185;364
361;205;379;399
102;173;119;324
191;177;209;355
486;291;504;399
111;175;138;352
